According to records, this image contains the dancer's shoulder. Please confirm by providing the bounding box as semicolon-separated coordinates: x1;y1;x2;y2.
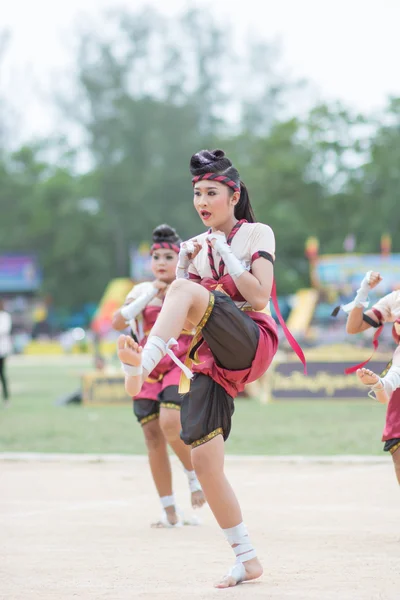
378;290;400;303
242;222;274;236
243;223;275;254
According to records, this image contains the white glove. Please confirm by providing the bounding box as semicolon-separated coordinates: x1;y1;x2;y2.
176;241;195;279
120;286;158;321
207;232;246;279
342;271;373;313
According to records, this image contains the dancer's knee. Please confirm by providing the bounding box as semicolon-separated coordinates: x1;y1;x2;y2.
159;409;181;442
143;420;164;451
167;278;196;297
191;437;224;478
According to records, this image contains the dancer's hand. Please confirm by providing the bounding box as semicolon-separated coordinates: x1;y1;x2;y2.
207;231;227;251
117;335;143;367
176;240;202;279
368;272;382;289
182;240;202;261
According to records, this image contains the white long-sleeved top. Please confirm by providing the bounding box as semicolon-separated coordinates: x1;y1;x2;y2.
0;310;12;357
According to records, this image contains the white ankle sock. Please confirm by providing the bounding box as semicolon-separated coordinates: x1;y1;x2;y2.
222;522;257;563
160;494;175;509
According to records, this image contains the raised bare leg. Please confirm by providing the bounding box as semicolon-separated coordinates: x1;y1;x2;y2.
117;280;211;397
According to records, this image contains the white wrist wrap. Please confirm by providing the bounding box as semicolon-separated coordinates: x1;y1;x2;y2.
207;233;245;279
176;241;195;280
184;468;202;493
342;270;373;313
120;287;158;321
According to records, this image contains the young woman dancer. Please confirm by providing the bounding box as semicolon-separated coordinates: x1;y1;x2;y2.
112;224;205;527
117;149;305;587
0;299;12;404
343;270;400;484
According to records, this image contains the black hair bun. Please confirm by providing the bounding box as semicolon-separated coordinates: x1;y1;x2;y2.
152;224;181;245
190;149;232;176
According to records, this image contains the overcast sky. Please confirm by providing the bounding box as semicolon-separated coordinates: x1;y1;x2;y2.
2;0;400;142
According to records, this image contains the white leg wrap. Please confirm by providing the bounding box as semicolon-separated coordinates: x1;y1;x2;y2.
142;336;193;380
184;468;202;493
121;362;143;376
142;336;169;374
223;522;257;564
227;562;247;584
160;495;175;509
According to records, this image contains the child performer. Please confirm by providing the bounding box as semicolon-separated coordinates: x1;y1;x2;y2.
112;224;205;527
117;149;306;587
342;270;400;484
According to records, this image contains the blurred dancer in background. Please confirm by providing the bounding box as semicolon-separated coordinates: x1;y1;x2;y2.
113;224;205;527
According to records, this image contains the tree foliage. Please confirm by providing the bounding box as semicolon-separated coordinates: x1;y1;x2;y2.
1;7;399;310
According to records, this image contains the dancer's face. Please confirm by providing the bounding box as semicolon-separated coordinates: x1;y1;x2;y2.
151;249;178;283
193;181;239;229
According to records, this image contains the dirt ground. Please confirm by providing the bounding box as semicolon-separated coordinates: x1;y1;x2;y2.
1;455;399;600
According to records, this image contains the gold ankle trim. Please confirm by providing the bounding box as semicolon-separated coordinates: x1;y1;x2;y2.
191;427;223;448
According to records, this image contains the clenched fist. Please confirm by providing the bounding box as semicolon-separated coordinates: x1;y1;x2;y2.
368;272;382;289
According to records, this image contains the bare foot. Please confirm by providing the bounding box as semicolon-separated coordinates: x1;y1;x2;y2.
117;334;143;367
356;368;389;404
214;557;263;588
117;335;143;396
151;506;180;528
191;489;206;509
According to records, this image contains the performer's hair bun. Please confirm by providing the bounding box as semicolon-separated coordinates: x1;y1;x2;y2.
152;224;181;245
190;149;232;176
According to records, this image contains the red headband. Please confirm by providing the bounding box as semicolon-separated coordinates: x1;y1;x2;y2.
192;173;240;193
151;242;180;254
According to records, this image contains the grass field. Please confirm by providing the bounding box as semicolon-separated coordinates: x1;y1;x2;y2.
0;355;389;455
